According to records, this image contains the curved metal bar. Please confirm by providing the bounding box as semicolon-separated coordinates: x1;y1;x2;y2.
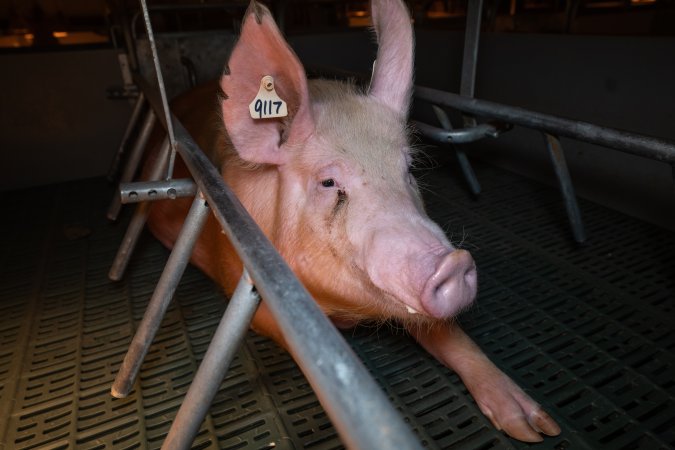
413;120;500;144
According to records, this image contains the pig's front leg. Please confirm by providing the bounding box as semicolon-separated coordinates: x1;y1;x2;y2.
411;323;561;442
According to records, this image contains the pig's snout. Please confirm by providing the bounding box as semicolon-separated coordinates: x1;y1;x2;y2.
421;250;477;319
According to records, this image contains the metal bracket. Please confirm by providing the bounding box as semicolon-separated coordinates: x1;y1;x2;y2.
119;179;197;204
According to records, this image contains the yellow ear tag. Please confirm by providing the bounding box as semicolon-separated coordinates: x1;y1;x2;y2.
249;75;288;120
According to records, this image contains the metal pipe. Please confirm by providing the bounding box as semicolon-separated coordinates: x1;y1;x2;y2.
139;0;178;180
107;109;156;221
162;271;261;450
413;120;499;144
460;0;483;100
544;133;587;243
415;86;675;164
108;92;146;181
109;138;170;281
460;0;483;132
430;105;482;196
112;193;210;398
119;178;196;204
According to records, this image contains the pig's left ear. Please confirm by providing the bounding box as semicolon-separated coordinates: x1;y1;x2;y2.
220;1;313;166
368;0;414;116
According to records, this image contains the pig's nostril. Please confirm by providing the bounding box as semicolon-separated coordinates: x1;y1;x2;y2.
421;249;477;319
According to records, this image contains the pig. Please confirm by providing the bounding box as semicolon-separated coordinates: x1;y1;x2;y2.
147;0;561;443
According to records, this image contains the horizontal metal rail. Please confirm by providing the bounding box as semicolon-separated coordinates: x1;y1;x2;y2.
308;64;675;165
415;85;675;164
134;74;423;450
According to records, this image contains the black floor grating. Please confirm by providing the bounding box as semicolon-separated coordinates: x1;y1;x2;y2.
0;156;673;449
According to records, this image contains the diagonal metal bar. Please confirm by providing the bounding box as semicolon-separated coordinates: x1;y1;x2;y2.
112;193;210;398
109;137;170;281
107;108;156;221
162;271;261;450
543;133;587;243
139;0;177;180
108;91;146;181
431;106;481;195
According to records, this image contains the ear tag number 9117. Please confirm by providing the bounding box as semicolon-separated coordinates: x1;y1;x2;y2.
249;75;288;120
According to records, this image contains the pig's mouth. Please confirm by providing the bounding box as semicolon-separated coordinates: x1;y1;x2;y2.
380;249;478;321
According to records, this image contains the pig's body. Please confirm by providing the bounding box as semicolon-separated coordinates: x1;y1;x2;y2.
146;0;561;443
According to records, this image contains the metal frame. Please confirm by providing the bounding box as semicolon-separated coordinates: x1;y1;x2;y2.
107;2;423;449
106;1;675;449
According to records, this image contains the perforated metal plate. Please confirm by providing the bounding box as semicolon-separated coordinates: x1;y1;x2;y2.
0;155;673;449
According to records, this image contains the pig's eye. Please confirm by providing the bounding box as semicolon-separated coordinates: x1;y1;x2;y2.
321;178;336;188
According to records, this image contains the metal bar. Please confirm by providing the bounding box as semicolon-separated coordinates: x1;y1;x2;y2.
109;138;170;281
415;86;675;164
108;92;146;181
107;109;156;221
112;193;210;398
139;0;177;180
544;133;587;243
429;105;482;195
460;0;483;129
413;120;499;144
460;0;483;100
162;271;261;450
119;178;196;204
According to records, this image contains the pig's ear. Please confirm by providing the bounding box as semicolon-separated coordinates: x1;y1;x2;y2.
368;0;414;116
220;1;313;166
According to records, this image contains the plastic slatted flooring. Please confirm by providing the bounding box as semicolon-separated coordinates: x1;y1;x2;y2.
0;159;673;450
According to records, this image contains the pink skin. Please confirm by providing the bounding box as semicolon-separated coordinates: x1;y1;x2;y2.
147;0;561;443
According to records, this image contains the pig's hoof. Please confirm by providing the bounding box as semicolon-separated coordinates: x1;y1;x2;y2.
471;373;561;442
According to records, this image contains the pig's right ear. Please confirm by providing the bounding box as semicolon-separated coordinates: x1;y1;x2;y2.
220;1;313;166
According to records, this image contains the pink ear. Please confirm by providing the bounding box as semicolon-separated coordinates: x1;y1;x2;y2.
220;2;313;166
369;0;414;116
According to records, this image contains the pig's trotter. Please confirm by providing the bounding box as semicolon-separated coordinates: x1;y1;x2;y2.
411;324;561;442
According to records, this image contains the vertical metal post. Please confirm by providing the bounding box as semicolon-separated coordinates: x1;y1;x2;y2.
108;92;146;181
432;105;482;195
460;0;483;116
109;138;170;281
107;109;156;221
112;193;210;398
162;272;261;450
443;0;483;196
543;133;587;243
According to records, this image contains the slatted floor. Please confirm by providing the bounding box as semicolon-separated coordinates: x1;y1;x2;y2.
0;156;673;449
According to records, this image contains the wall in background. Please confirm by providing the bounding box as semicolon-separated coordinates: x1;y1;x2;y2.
0;49;131;191
1;30;672;231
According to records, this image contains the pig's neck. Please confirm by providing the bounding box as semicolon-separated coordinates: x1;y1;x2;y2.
219;151;284;246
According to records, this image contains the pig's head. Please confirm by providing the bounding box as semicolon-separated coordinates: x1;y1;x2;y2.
219;0;477;325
